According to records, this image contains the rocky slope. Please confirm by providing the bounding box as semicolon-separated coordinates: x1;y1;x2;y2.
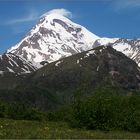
31;45;140;92
95;38;140;67
0;53;37;74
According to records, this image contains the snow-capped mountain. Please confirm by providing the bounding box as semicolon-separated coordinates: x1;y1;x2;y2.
8;11;99;68
0;53;37;74
7;9;140;69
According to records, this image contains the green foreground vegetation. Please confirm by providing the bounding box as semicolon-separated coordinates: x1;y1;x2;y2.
0;87;140;138
0;119;140;139
47;88;140;132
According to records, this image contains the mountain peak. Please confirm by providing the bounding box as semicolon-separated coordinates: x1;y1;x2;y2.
7;10;99;67
38;9;73;26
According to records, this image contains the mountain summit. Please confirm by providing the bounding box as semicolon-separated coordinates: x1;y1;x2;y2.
8;11;99;67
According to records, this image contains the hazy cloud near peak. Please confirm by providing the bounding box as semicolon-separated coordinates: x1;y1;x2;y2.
6;10;39;25
42;8;72;18
6;8;72;25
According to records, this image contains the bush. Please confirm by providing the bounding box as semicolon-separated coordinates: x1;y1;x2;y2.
71;88;140;132
23;108;46;121
0;102;46;121
46;105;73;122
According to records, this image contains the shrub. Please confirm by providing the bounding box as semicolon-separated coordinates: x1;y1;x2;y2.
71;87;140;132
46;105;73;122
0;102;46;121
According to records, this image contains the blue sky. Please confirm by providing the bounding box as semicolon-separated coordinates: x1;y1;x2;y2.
0;0;140;53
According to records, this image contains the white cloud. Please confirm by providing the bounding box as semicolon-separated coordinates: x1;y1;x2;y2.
42;8;72;18
6;10;39;25
4;8;72;25
112;0;140;10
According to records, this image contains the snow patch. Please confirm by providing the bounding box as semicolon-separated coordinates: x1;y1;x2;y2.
97;66;99;71
0;71;4;75
55;60;63;66
77;59;80;64
7;67;15;73
86;50;96;57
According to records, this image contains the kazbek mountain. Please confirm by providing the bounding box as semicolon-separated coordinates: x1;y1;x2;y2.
3;9;140;73
7;11;99;68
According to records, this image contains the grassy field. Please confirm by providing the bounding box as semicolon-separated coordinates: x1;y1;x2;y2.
0;118;139;139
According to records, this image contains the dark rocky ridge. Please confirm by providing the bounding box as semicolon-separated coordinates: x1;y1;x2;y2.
0;53;36;74
31;46;140;92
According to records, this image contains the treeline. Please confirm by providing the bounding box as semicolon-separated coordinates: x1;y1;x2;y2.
47;87;140;132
